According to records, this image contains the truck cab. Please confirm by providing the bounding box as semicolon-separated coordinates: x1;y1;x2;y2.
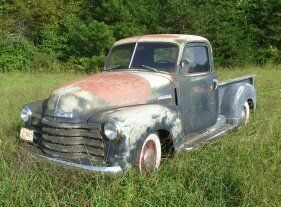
105;35;219;134
20;34;257;173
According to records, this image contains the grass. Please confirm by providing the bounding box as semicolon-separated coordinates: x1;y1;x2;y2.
0;65;280;206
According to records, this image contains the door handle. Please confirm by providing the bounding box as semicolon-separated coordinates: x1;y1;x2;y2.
211;79;219;90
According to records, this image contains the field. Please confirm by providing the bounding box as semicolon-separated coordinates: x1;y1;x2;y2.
0;65;280;206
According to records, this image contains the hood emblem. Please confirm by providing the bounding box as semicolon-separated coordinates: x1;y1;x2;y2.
53;108;73;118
158;94;172;100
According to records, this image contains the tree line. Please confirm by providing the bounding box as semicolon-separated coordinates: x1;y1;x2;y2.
0;0;280;72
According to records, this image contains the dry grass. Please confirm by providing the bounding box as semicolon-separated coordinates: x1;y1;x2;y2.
0;65;280;206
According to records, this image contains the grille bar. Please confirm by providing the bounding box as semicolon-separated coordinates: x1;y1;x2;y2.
42;127;101;138
41;141;104;157
41;118;100;129
41;148;104;165
41;134;103;148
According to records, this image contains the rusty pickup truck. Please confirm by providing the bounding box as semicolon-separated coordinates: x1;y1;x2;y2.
20;34;257;173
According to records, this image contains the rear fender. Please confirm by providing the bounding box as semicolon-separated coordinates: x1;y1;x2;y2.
221;83;257;125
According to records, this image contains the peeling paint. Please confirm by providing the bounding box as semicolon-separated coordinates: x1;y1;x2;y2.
21;35;257;172
102;104;184;167
46;71;174;121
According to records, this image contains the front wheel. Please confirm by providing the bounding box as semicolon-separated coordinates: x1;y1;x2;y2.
241;101;250;125
137;133;161;174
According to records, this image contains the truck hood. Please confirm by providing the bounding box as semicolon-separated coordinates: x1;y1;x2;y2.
45;71;175;122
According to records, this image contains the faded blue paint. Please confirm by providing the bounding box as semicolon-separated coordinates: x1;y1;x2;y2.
220;78;257;124
20;35;257;172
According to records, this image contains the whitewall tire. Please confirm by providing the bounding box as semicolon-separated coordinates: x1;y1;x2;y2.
138;133;161;174
241;101;250;125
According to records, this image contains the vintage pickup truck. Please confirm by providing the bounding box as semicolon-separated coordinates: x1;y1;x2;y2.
20;34;257;173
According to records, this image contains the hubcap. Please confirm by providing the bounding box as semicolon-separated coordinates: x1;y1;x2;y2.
241;102;250;125
140;140;157;173
242;106;246;121
139;133;161;173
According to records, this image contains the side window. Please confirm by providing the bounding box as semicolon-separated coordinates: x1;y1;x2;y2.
182;46;210;73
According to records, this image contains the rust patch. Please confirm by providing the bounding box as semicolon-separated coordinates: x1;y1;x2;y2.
62;72;152;105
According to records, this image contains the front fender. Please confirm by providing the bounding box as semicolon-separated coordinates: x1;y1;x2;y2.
24;99;48;119
221;83;257;125
90;104;184;169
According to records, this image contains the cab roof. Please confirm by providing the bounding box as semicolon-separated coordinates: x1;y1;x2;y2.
113;34;209;46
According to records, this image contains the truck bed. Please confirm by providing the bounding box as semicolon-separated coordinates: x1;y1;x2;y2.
218;74;256;114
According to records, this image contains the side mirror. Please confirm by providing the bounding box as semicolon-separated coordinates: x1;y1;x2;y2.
180;58;189;67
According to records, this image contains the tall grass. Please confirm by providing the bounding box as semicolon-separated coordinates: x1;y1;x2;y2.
0;65;280;206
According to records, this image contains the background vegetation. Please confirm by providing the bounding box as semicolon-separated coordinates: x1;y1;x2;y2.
0;65;280;206
0;0;280;72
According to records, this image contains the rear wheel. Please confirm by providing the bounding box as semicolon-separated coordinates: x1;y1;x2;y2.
138;133;161;174
241;101;250;125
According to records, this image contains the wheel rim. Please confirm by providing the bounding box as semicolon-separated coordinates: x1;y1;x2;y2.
241;102;250;125
139;134;161;173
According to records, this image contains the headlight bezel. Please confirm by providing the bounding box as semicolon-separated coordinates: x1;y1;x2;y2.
20;106;32;122
103;119;121;141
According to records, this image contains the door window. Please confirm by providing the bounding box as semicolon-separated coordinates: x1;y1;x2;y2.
182;46;210;73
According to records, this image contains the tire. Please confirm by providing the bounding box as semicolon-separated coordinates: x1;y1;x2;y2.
137;133;161;174
241;101;250;125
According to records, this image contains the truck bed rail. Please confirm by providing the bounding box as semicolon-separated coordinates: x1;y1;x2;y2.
219;74;256;86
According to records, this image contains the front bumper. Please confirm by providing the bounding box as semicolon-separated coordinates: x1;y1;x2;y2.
36;154;123;173
24;144;123;173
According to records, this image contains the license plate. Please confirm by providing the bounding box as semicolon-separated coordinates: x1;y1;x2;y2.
20;128;34;142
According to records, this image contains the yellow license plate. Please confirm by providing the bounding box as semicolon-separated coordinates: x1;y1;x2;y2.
20;127;34;142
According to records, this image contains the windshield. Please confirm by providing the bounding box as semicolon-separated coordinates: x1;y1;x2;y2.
105;42;179;72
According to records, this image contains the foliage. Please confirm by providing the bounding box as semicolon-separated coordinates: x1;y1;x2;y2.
0;33;34;72
0;0;280;72
0;32;62;72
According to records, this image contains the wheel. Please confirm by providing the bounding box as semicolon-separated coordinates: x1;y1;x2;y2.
138;133;161;174
241;101;250;125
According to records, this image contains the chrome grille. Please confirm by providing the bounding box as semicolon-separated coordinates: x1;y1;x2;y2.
31;118;105;165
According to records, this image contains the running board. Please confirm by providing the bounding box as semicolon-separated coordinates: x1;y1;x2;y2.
184;116;237;151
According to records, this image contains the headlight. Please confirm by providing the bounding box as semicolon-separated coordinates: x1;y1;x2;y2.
104;120;120;141
21;106;32;122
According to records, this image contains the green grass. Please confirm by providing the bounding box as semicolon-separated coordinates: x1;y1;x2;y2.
0;65;280;206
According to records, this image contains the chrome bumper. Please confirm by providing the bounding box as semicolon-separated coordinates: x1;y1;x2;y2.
35;154;123;173
24;144;123;173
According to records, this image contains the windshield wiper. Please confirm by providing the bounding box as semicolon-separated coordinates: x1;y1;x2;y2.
105;65;127;71
140;65;158;72
106;64;159;73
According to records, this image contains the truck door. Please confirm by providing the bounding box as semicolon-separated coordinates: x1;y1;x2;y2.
178;43;219;134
